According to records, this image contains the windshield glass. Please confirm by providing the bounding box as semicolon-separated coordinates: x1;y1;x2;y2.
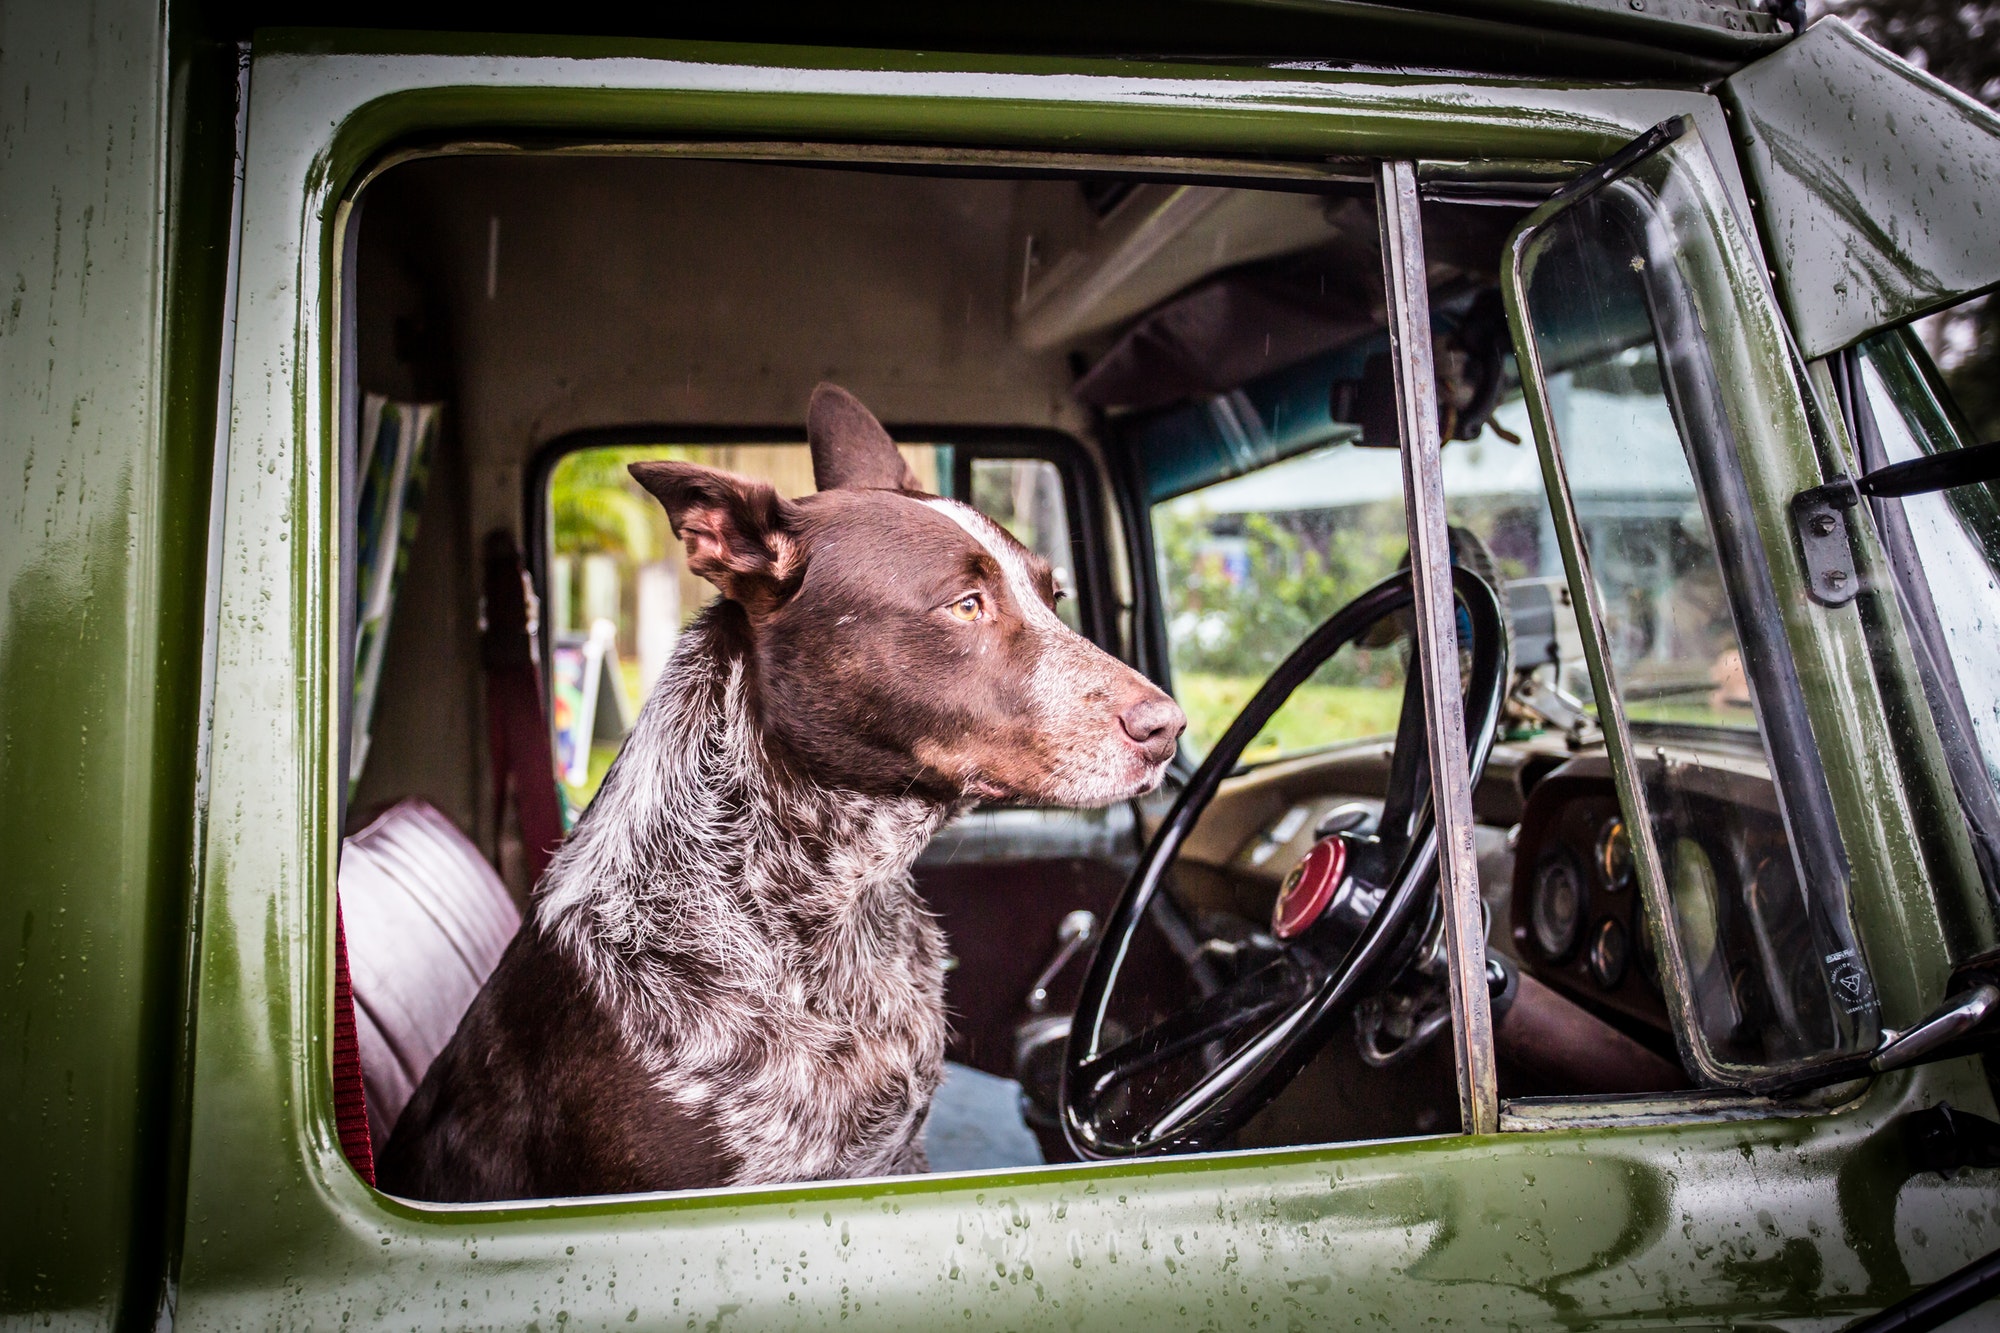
1151;419;1556;762
1146;360;1757;764
1854;327;2000;888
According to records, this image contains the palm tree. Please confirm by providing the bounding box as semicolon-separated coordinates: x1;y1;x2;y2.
549;447;667;562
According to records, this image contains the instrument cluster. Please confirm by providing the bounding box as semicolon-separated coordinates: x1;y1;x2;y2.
1508;769;1667;1032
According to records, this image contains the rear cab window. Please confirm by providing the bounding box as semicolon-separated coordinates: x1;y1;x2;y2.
542;441;1095;812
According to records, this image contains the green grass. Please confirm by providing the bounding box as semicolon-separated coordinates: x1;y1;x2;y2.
1624;700;1757;730
1175;673;1404;763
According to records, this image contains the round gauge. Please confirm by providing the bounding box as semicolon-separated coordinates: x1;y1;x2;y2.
1529;855;1586;961
1588;917;1630;989
1595;817;1635;891
1669;837;1721;973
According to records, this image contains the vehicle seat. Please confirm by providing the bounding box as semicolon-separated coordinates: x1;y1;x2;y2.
337;799;521;1149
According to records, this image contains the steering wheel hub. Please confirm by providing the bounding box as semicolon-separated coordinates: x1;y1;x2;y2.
1271;836;1350;940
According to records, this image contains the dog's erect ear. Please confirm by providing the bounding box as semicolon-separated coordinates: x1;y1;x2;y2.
807;383;922;492
627;461;802;612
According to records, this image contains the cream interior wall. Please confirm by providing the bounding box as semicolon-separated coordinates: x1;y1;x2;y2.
377;156;1098;543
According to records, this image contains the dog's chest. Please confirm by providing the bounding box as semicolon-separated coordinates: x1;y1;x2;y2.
661;890;949;1184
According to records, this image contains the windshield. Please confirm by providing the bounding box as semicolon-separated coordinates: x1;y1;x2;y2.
1147;364;1759;763
1151;411;1557;763
1853;326;2000;890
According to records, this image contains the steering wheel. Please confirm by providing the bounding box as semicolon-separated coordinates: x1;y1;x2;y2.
1060;566;1509;1159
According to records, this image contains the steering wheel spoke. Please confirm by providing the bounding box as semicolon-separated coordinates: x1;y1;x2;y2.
1071;955;1316;1107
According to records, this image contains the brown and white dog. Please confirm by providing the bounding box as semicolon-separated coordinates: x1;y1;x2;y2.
378;385;1183;1201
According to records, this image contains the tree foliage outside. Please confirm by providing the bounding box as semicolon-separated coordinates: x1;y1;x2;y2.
1153;487;1545;754
1816;0;2000;441
548;446;673;565
1154;498;1419;756
1817;0;1999;105
1154;498;1411;681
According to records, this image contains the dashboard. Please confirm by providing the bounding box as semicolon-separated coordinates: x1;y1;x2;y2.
1168;729;1804;1061
1045;718;1843;1152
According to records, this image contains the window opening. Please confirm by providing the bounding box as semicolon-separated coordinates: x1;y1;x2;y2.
1153;433;1558;763
342;147;1724;1205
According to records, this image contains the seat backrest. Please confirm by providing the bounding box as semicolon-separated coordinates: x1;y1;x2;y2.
339;799;521;1145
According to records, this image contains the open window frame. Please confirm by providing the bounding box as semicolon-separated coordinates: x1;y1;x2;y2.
1500;115;1951;1102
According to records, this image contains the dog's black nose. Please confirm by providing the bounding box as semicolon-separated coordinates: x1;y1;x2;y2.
1120;695;1187;763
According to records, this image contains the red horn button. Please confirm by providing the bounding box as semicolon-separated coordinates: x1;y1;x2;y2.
1272;836;1349;941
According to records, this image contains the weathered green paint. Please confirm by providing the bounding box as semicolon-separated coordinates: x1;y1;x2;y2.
5;10;1997;1328
270;28;1732;182
174;1088;2000;1328
1645;124;1988;1031
231;0;1775;82
150;36;2000;1331
1801;355;1994;962
0;0;225;1325
1725;17;2000;358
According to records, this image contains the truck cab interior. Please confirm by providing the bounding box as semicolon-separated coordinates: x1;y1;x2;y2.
340;147;1870;1194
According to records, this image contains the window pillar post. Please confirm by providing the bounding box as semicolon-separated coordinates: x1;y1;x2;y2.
1375;158;1501;1136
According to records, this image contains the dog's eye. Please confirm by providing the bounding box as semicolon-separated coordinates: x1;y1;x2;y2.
948;595;983;622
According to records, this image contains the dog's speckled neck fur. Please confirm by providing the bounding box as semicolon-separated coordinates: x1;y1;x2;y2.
379;386;1180;1202
534;602;957;1183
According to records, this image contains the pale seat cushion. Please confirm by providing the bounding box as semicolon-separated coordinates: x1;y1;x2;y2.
923;1063;1045;1173
339;799;520;1145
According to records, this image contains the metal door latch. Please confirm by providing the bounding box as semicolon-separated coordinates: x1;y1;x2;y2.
1791;480;1861;607
1872;983;2000;1072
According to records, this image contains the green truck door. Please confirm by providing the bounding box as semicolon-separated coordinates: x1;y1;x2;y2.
168;35;1999;1331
